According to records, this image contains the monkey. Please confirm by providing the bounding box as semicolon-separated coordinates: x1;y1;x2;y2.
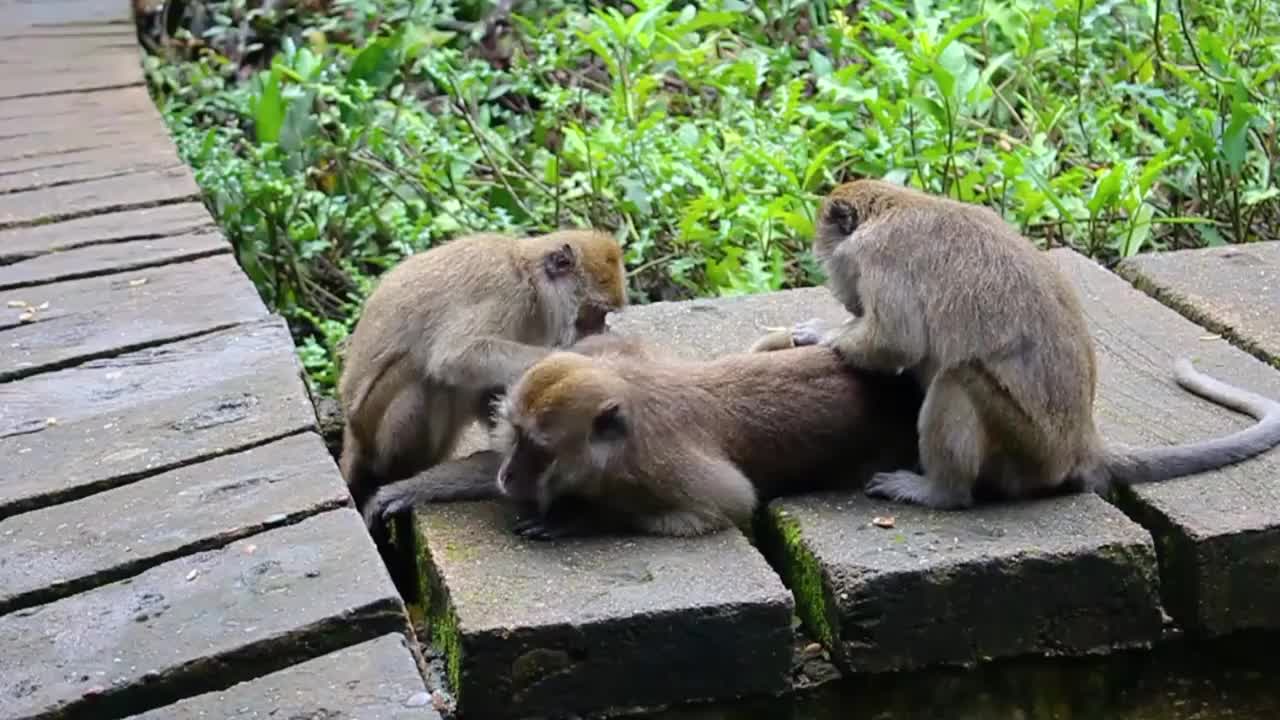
337;229;627;512
773;178;1280;509
488;342;925;538
356;330;667;534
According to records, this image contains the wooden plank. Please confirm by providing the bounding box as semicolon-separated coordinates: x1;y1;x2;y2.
0;37;142;99
0;141;184;194
0;85;157;125
0;510;409;720
0;316;317;516
0;202;213;262
0;166;200;228
1118;242;1280;367
0;253;266;381
124;634;439;720
2;0;132;27
0;432;347;614
0;229;228;290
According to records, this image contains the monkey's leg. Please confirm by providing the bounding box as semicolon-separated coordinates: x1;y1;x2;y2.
634;453;756;537
362;450;506;531
865;373;982;509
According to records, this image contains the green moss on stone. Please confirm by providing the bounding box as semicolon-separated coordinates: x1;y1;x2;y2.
412;515;465;699
755;506;839;653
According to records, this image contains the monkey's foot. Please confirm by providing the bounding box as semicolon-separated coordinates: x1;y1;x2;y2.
792;318;833;347
361;491;412;534
865;470;973;510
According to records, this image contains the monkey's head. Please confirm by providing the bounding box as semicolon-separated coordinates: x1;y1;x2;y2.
814;179;921;261
492;352;629;513
529;230;628;344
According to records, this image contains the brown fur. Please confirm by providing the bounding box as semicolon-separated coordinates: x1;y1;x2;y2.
782;178;1280;509
492;344;923;537
357;331;656;532
338;229;626;510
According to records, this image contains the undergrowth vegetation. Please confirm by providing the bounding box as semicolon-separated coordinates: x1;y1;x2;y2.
140;0;1280;393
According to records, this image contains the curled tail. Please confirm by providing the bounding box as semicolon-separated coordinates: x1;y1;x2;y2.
1094;358;1280;489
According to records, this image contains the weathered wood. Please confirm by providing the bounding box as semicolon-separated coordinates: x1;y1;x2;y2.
0;202;214;262
0;85;157;126
0;124;174;164
413;503;794;719
0;229;228;290
1118;242;1280;367
4;0;132;27
0;141;184;194
0;166;200;228
0;432;348;614
1054;248;1280;636
123;634;440;720
0;316;317;516
0;253;265;381
0;509;409;720
0;40;143;99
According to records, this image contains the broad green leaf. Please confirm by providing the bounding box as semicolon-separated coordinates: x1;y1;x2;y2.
252;67;284;145
1086;164;1125;216
348;37;401;90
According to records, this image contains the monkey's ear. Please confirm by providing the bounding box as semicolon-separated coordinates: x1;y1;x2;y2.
591;399;627;440
544;243;577;278
826;199;859;236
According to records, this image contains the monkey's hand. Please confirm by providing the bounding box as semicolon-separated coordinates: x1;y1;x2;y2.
792;318;839;347
361;486;416;536
512;515;590;541
826;318;915;374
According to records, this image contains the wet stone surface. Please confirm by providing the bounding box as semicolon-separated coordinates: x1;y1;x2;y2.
413;502;794;719
1060;247;1280;636
761;492;1164;674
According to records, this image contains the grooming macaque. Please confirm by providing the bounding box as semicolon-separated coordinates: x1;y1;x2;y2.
358;331;662;532
338;229;627;511
489;343;924;538
776;178;1280;509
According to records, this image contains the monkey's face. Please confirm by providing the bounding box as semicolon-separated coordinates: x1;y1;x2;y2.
815;194;860;262
573;234;627;339
495;357;629;512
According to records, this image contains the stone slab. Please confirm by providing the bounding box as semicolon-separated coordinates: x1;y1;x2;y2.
0;316;317;517
1056;248;1280;636
0;253;266;381
607;286;845;360
0;229;228;290
0;142;184;194
0;509;409;720
0;432;347;614
124;633;439;720
414;502;794;719
760;492;1163;674
0;202;213;262
0;166;200;228
1117;242;1280;367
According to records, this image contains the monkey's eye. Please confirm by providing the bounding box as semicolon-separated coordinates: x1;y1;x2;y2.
827;199;859;236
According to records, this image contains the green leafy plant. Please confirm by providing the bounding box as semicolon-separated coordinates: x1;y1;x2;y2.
142;0;1280;394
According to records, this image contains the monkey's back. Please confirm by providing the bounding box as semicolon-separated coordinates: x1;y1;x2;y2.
869;202;1097;446
642;346;923;499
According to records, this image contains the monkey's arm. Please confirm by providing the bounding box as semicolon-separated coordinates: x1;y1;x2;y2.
825;272;926;373
362;450;505;532
430;336;554;389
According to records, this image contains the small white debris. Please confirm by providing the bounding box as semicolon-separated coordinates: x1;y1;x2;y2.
185;569;200;582
128;277;149;287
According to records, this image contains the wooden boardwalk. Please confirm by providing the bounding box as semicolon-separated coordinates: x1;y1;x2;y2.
0;3;436;719
2;2;1280;719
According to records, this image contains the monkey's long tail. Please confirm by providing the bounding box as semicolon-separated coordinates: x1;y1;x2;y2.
1101;358;1280;487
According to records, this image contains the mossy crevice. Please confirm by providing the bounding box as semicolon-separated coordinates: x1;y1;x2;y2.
401;513;465;701
754;505;841;655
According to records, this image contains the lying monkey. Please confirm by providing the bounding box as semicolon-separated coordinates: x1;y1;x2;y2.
363;333;924;538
